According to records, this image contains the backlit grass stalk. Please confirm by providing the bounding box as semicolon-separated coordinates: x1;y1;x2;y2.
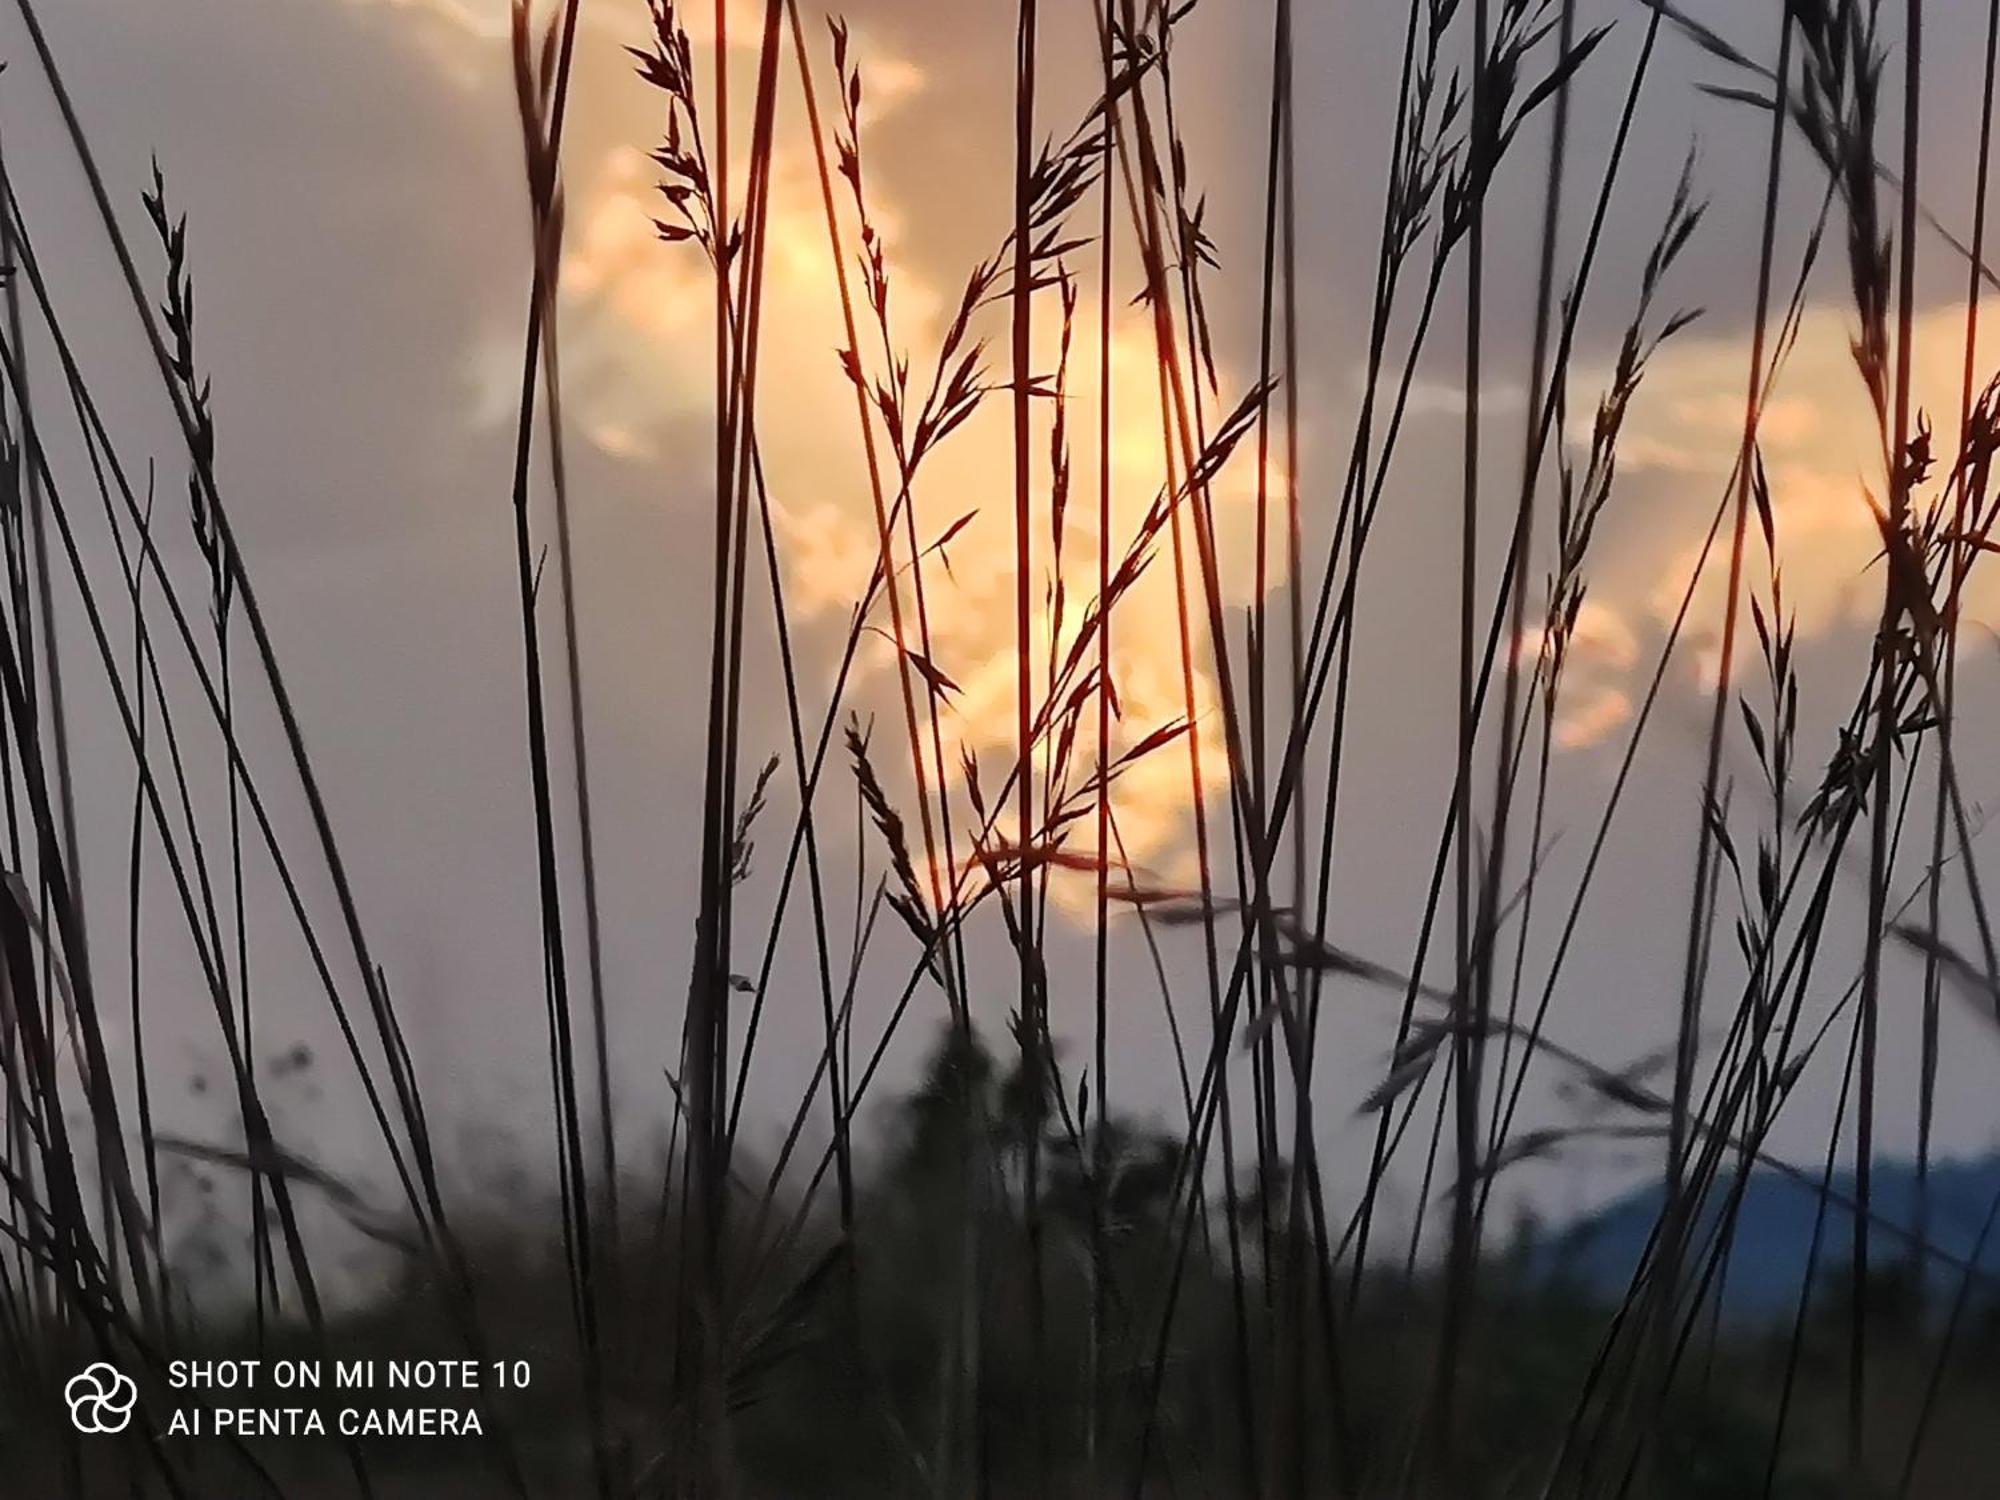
1662;0;1793;1371
503;6;611;1494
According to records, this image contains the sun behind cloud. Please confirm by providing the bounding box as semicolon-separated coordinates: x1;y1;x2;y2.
542;21;1297;903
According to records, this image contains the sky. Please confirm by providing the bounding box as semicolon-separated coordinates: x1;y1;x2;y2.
5;0;2000;1263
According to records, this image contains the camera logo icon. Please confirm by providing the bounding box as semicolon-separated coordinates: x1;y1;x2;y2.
65;1362;138;1435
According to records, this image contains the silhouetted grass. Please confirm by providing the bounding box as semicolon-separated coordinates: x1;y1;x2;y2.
9;0;2000;1495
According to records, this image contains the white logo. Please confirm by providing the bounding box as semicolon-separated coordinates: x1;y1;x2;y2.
65;1362;137;1435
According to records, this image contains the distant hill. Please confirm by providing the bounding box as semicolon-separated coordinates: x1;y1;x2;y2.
1536;1155;2000;1317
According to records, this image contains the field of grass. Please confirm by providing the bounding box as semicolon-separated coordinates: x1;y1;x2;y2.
6;0;2000;1495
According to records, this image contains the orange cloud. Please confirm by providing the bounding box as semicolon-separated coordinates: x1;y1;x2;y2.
1554;686;1633;752
546;36;1298;907
1597;295;2000;690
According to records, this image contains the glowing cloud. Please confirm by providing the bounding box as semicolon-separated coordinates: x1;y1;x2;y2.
549;77;1296;892
1608;296;2000;665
